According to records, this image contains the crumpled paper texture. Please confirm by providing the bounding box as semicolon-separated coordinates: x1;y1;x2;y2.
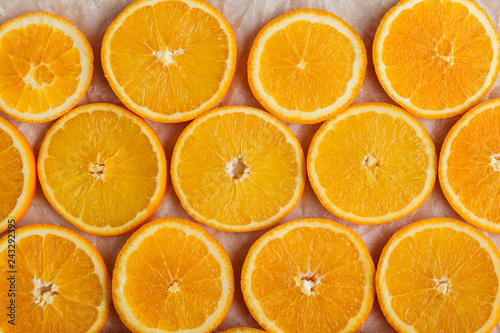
1;0;500;331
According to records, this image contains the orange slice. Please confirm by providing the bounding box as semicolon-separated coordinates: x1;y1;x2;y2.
102;0;237;123
220;328;266;333
0;115;36;232
171;106;305;232
0;12;93;123
242;218;375;333
377;217;500;332
0;224;110;332
38;103;167;236
373;0;500;118
113;217;234;333
248;8;366;124
440;98;500;233
308;102;436;224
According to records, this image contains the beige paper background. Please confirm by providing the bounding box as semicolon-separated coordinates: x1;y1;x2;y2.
2;0;500;331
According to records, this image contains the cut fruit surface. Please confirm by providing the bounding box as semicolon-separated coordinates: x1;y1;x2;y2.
0;12;93;123
0;224;110;332
241;218;375;333
113;217;234;333
38;103;167;236
308;102;436;224
0;115;36;232
171;106;305;232
248;8;366;124
440;98;500;233
220;328;266;333
376;217;500;333
102;0;237;123
373;0;500;118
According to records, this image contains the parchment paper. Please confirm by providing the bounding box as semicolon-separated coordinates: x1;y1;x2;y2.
2;0;500;331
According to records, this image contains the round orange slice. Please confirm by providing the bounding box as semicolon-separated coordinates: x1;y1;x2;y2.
308;102;436;224
38;103;167;236
220;328;266;333
113;217;234;333
171;106;305;232
440;98;500;233
0;223;111;332
248;8;367;124
0;12;93;123
0;115;36;233
377;217;500;333
102;0;237;123
373;0;500;119
242;218;375;333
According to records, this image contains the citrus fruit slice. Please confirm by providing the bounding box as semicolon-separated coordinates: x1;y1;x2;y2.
0;12;93;123
0;115;36;232
38;103;167;236
220;328;266;333
377;217;500;333
113;217;234;333
171;106;305;232
242;218;375;333
248;8;366;124
102;0;237;123
0;223;110;332
440;98;500;233
308;102;436;224
373;0;500;119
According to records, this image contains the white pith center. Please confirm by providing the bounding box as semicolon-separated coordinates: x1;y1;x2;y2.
492;154;500;172
89;162;105;179
297;60;307;70
224;154;250;181
295;273;320;296
363;154;379;168
156;48;184;66
168;281;180;293
32;278;59;306
434;278;449;295
25;63;55;87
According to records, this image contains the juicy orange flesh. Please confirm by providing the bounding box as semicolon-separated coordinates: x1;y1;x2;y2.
0;23;82;114
42;110;159;228
314;111;430;217
123;227;222;331
176;112;300;225
260;20;355;112
251;227;367;332
109;1;229;115
0;234;103;332
446;106;500;223
384;227;498;332
382;0;493;110
0;128;23;221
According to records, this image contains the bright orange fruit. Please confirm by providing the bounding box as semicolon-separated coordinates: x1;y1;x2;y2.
440;97;500;233
373;0;500;118
248;8;367;124
113;217;234;333
102;0;237;122
0;115;36;232
377;217;500;333
0;224;111;332
0;12;93;123
242;218;375;333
